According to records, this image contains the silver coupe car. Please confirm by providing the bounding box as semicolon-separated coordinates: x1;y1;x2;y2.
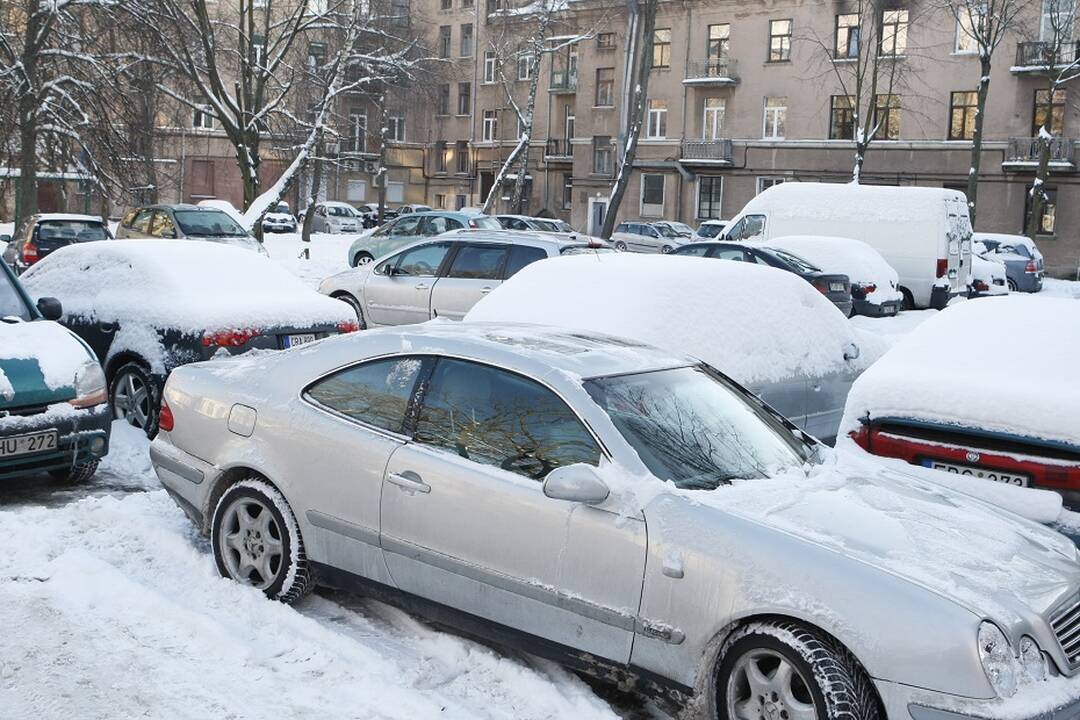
150;324;1080;720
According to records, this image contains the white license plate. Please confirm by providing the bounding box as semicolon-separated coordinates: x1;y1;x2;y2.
922;459;1029;486
829;282;846;292
883;305;898;315
0;429;58;458
284;333;317;348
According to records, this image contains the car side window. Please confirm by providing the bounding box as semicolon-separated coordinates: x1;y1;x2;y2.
396;242;451;276
131;209;155;234
390;216;423;237
414;359;601;480
615;223;628;233
644;226;659;238
447;244;509;279
726;214;765;242
710;248;746;261
504;245;548;278
149;211;176;238
677;246;710;257
304;356;425;433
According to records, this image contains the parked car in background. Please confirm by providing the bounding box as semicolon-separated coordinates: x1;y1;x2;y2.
765;235;904;317
323;229;608;326
2;214;112;274
298;201;362;234
20;240;356;437
468;253;881;442
346;211;502;267
974;232;1044;292
0;259;110;482
260;202;297;233
495;214;608;246
672;241;854;317
843;295;1080;507
722;183;972;309
395;203;433;216
357;202;395;228
652;220;694;238
969;249;1009;298
692;219;727;241
610;221;689;254
153;319;1080;720
117;204;267;255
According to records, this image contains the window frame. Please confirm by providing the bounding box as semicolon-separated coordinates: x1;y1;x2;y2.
640;173;666;216
460;23;474;57
880;9;909;56
646;99;668;138
483;50;497;83
708;23;731;60
697;175;723;219
482;109;499;142
769;18;793;62
763;96;787;139
438;25;452;58
595;67;615;107
829;94;856;140
948;90;979;140
873;94;901;140
835;13;860;58
457;81;472;115
1033;87;1067;136
593;136;613;175
652;28;672;68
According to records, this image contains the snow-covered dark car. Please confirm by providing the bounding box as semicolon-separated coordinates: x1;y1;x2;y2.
116;204;267;255
1;213;112;275
0;258;110;482
19;240;356;437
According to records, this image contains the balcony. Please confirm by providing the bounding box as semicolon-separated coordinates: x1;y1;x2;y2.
679;138;734;165
549;70;577;93
544;138;573;161
1003;136;1075;171
682;58;739;86
1012;40;1080;73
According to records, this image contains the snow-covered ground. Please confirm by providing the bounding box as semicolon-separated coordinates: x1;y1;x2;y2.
1043;277;1080;299
262;231;360;289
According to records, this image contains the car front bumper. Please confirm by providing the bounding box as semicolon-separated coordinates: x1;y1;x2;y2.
0;402;111;479
877;678;1080;720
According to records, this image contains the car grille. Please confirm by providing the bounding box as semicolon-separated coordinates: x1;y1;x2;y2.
0;403;49;418
1052;597;1080;668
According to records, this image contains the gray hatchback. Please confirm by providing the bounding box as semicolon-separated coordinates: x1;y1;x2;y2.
116;204;267;255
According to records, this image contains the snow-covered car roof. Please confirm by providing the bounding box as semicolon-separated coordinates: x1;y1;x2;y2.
698;219;727;226
766;235;903;303
195;199;245;224
20;239;353;334
466;253;880;385
840;295;1080;448
973;232;1043;260
32;213;106;224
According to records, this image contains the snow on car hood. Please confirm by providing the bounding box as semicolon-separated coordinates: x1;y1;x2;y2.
840;295;1080;448
0;319;89;406
764;235;903;305
687;456;1080;624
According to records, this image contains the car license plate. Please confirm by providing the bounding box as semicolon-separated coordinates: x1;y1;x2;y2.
284;333;317;348
0;429;58;458
922;459;1029;486
829;282;846;292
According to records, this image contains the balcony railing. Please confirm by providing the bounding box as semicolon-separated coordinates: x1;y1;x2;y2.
684;58;739;84
1004;136;1075;166
680;138;734;163
544;138;573;158
1014;40;1080;70
549;70;577;92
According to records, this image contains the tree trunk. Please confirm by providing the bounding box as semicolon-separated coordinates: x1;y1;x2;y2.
1027;136;1052;241
377;106;388;223
15;7;43;227
966;57;992;227
302;149;322;245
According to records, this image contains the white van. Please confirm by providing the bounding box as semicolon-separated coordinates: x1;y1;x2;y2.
721;183;972;309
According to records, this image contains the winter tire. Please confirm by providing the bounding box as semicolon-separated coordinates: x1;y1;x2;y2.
109;361;160;438
353;252;374;267
1007;278;1017;292
211;478;313;604
713;621;881;720
49;460;100;484
661;245;674;254
614;241;627;252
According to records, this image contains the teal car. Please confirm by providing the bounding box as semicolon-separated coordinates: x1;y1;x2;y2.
0;259;110;482
347;211;502;267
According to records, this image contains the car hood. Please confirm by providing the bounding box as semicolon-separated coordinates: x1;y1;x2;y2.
689;460;1080;624
0;319;87;408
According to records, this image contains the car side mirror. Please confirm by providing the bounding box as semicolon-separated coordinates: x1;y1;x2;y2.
0;234;11;245
37;297;62;321
542;464;610;505
843;342;860;361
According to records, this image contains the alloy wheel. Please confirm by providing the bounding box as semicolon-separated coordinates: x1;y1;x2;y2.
726;649;818;720
112;369;150;429
217;496;285;590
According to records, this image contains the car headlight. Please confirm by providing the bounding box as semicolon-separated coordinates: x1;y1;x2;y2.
1019;636;1048;683
978;622;1019;698
70;359;107;408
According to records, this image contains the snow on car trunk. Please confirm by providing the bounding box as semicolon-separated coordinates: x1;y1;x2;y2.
466;253;882;385
765;235;903;306
840;295;1080;448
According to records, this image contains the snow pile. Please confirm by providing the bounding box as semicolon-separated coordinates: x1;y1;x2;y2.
840;295;1080;446
466;253;879;385
0;320;90;390
20;240;353;334
765;235;903;305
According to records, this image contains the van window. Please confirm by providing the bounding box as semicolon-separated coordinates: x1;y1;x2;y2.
726;214;765;241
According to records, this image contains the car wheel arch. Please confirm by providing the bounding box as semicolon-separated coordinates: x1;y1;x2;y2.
105;350;151;382
201;465;291;537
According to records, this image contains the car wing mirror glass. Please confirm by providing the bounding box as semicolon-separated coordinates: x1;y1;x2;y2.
0;234;11;245
843;342;860;361
36;296;62;321
542;464;610;505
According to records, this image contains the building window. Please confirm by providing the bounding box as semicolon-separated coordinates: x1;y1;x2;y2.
434;193;447;210
703;97;725;139
1041;0;1073;41
457;82;472;115
593;136;612;175
517;52;533;81
763;96;786;138
461;23;474;56
708;24;730;59
388;114;406;142
1034;88;1066;135
441;0;452;8
829;95;855;140
949;90;978;140
483;50;497;83
698;176;723;219
307;42;327;71
435;141;447;172
596;67;615;106
757;176;786;193
562;173;573;209
349;112;367;152
307;0;329;13
193;101;214;130
647;99;667;138
252;34;266;66
640;173;665;216
455;193;467;209
955;7;983;53
874;94;901;139
456;140;469;173
597;32;616;50
769;19;792;62
1025;185;1058;234
437;84;450;115
482;109;498;142
565;105;575;139
439;26;452;58
652;28;671;68
835;14;860;58
880;10;909;55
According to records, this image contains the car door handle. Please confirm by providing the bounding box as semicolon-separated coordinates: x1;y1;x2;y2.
415;282;429;290
480;286;493;295
388;472;430;494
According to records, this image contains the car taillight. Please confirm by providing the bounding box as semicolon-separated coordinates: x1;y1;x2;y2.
851;283;876;299
1025;260;1038;273
936;258;948;278
159;398;174;432
849;424;870;450
22;241;39;264
337;320;360;333
813;279;830;295
973;279;989;292
468;219;478;228
201;328;261;348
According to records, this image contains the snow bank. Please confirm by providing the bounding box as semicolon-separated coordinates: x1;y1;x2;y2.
0;320;89;390
765;235;903;305
840;295;1080;447
466;253;876;385
20;240;353;334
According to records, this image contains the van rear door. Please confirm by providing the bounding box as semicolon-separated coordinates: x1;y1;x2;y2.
944;196;973;296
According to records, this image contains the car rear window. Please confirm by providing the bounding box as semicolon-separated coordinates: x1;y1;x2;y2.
37;220;108;243
0;268;32;320
505;245;548;277
305;357;424;433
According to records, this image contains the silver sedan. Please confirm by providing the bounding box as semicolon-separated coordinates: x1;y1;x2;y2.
151;323;1080;720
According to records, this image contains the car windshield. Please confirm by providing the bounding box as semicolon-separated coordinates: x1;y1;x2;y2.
654;224;679;238
698;223;724;238
472;216;502;229
0;268;32;320
37;220;109;243
772;249;820;273
584;366;814;490
272;203;290;214
174;210;249;237
328;205;356;217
